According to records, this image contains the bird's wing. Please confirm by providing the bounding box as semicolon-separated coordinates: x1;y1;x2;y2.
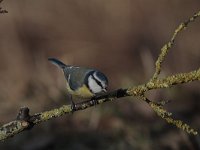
67;68;91;91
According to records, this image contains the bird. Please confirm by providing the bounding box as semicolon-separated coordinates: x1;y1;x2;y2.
48;58;108;110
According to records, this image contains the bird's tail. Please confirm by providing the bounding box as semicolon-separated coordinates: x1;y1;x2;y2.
48;58;69;69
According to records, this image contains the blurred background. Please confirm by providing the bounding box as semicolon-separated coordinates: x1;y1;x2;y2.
0;0;200;149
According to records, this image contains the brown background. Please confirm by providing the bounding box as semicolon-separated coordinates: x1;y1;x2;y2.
0;1;200;150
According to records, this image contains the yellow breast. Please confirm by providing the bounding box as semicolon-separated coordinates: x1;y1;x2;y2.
66;82;94;98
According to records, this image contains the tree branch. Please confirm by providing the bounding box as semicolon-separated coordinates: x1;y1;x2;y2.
152;11;200;80
0;9;200;141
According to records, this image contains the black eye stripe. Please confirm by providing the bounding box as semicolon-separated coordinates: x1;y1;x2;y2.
91;74;103;89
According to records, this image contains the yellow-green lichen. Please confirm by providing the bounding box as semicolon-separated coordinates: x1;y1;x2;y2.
165;117;198;135
40;105;71;122
149;102;172;117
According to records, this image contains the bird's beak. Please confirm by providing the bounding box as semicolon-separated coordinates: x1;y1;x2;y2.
102;88;107;93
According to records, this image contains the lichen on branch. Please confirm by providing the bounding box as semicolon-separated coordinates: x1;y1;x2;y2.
152;11;200;80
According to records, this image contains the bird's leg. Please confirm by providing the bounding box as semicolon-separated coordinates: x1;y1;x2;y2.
91;96;98;107
69;95;76;112
91;92;107;106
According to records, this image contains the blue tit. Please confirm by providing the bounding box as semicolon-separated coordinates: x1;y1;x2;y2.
48;58;108;103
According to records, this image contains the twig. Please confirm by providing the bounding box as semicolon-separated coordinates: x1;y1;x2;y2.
152;11;200;80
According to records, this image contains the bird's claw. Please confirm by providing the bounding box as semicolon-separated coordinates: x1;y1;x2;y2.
71;101;76;113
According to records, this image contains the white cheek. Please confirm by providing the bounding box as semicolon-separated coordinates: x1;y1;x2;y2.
88;76;102;94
